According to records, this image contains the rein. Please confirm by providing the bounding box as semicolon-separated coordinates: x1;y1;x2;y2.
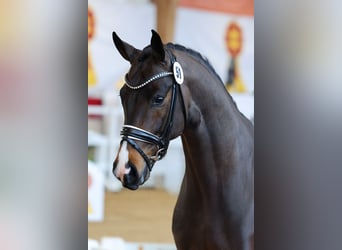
120;51;185;172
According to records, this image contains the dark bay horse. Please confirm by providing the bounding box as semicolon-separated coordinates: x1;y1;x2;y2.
112;30;254;250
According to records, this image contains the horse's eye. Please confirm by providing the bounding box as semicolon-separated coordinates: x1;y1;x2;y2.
152;95;165;106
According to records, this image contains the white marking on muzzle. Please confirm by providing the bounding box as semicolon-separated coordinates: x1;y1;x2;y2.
114;141;130;181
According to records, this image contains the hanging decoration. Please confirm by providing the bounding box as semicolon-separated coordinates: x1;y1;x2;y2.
225;22;246;93
88;7;97;87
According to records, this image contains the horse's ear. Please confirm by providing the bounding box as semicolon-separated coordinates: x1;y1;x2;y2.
150;29;165;61
112;32;139;62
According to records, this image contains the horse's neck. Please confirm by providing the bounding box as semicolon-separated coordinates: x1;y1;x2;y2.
180;72;252;202
181;107;240;193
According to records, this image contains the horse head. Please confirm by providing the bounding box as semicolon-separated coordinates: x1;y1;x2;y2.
112;30;187;190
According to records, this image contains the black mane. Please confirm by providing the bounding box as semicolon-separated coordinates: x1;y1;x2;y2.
166;43;224;84
166;43;239;110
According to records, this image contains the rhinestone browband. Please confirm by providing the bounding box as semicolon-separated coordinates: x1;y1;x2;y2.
124;72;173;90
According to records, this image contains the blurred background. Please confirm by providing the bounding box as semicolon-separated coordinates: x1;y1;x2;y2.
87;0;254;249
2;0;342;249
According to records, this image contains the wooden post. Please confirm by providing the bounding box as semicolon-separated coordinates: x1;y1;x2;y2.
152;0;178;43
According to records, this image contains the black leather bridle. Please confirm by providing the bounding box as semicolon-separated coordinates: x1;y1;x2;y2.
120;51;184;172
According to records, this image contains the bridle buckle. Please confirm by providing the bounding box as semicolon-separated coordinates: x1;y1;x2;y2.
150;148;166;161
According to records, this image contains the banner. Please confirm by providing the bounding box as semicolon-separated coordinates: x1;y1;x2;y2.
175;8;254;93
88;7;97;87
88;0;155;96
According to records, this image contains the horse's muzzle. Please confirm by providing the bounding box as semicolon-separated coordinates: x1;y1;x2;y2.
113;161;141;190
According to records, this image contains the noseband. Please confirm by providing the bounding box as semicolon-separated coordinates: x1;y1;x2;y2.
120;52;184;172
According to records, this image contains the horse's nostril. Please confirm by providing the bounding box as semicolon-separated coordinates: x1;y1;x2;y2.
123;162;140;189
112;159;120;178
113;159;118;170
125;162;138;180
